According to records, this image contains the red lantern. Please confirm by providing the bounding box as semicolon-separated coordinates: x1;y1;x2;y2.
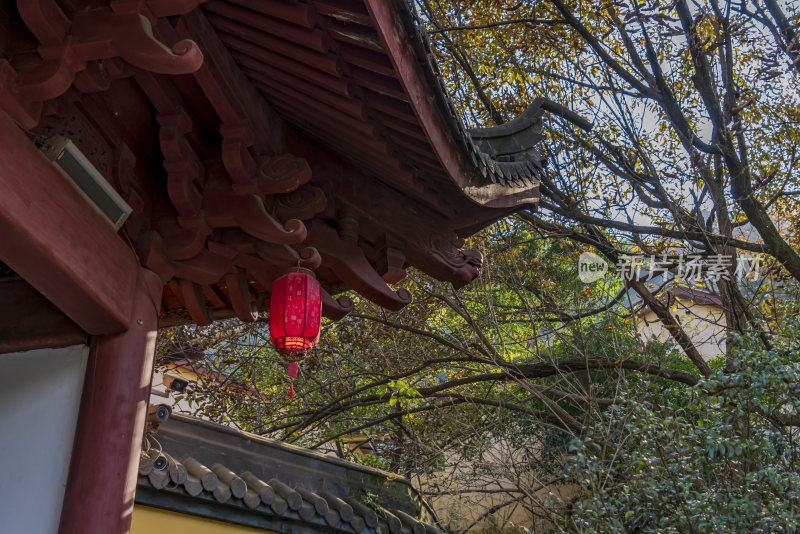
269;268;322;399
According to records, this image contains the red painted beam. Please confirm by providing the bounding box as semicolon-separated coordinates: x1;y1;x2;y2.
0;112;138;335
0;278;87;354
59;269;162;534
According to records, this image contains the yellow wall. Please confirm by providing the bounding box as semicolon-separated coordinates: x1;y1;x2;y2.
131;504;277;534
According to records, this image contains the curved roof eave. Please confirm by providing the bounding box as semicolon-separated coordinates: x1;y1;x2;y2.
365;0;543;209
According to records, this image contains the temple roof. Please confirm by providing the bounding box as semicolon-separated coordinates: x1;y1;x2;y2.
203;0;543;210
0;0;554;331
138;414;441;534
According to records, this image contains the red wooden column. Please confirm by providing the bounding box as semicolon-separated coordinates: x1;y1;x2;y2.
59;269;162;534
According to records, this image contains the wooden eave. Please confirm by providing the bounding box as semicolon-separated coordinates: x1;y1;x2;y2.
0;0;549;332
206;0;542;214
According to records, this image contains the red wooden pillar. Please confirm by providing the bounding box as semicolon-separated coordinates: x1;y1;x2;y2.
59;269;162;534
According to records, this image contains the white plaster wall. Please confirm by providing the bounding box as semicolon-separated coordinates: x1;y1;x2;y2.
0;345;89;534
637;303;727;360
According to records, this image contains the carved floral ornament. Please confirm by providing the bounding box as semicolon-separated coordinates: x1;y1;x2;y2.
428;233;484;289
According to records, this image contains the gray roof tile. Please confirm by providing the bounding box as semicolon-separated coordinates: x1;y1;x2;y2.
136;415;443;534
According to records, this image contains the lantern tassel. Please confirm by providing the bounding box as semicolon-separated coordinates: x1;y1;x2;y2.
289;379;294;400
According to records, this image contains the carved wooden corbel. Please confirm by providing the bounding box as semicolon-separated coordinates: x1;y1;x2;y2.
202;167;307;245
158;110;205;216
374;233;406;284
307;222;412;311
425;233;484;289
73;57;132;93
14;1;203;104
258;154;312;195
112;142;150;240
219;228;321;270
221;123;258;193
274;184;327;222
321;290;354;320
156;219;208;261
255;242;322;271
219;127;315;201
81;12;201;73
297;246;323;271
336;207;359;243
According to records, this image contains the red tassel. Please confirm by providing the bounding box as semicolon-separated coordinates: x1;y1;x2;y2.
289;379;294;400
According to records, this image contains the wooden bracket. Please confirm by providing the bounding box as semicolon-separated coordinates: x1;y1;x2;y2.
15;1;203;105
375;233;406;284
307;221;412;311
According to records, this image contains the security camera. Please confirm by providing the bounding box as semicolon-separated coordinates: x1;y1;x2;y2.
140;449;168;474
152;454;168;471
162;374;189;393
147;403;172;425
